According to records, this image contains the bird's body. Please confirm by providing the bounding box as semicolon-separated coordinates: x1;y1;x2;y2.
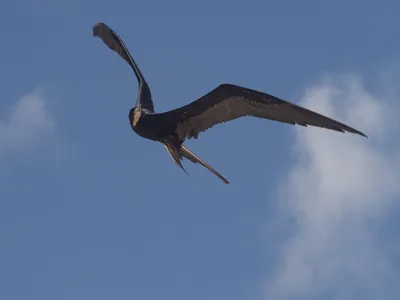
93;22;367;184
129;108;164;141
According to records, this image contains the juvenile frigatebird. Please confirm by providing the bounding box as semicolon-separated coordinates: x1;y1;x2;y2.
93;22;367;184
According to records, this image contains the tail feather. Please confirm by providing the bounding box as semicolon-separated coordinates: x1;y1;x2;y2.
180;145;229;184
163;144;188;175
163;142;229;184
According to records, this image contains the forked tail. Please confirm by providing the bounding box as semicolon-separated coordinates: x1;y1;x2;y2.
163;144;188;175
163;143;229;184
181;145;229;184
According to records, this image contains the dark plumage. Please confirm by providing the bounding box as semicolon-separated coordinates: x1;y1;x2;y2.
93;22;367;184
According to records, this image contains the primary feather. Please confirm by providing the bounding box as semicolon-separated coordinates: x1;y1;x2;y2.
153;84;367;142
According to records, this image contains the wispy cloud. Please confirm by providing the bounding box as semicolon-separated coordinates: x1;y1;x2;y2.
0;87;56;157
265;74;400;300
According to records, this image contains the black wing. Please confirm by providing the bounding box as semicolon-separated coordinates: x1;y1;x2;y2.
93;22;138;72
93;22;154;111
154;84;367;141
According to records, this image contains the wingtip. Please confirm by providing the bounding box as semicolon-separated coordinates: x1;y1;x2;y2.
345;130;367;138
92;22;107;37
353;129;368;138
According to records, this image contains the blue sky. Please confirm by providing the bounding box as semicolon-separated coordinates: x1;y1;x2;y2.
1;1;400;299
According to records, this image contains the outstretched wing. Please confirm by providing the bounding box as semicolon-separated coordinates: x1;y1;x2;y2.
93;22;137;71
154;84;367;141
93;22;154;111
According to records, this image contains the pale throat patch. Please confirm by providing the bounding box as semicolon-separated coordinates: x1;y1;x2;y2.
132;109;142;127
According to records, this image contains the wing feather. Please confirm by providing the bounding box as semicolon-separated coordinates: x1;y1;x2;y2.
93;22;154;111
93;22;136;70
154;84;367;141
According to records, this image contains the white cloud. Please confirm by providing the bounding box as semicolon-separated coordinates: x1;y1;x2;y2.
265;74;400;300
0;87;55;156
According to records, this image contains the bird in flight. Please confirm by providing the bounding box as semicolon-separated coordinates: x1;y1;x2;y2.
92;22;367;184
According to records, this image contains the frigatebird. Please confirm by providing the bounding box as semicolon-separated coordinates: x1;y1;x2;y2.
92;22;367;184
